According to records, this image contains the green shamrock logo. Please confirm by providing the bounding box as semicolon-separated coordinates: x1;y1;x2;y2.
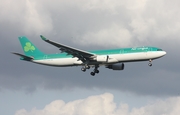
24;42;35;52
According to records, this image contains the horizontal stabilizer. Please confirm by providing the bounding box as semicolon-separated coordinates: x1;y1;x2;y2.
12;52;34;61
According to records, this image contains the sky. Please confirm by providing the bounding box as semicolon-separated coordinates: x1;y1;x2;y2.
1;0;180;114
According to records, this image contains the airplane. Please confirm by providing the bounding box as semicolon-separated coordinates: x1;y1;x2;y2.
13;35;166;76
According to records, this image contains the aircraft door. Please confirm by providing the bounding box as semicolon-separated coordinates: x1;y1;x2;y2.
43;55;48;59
146;48;151;57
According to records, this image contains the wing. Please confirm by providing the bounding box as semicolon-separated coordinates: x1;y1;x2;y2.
40;35;96;62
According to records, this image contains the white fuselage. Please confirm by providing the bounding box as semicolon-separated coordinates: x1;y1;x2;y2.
32;51;166;67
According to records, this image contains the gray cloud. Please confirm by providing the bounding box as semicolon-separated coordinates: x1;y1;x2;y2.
0;0;180;96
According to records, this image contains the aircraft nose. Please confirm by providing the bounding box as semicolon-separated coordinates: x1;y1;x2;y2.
163;51;166;55
162;51;166;56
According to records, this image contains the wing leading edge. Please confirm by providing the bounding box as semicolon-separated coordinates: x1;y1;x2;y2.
40;35;96;62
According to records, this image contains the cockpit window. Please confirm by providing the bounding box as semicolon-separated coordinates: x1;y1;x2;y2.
157;49;163;51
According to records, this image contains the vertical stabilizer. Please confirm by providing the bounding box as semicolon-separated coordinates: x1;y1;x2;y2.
18;36;44;57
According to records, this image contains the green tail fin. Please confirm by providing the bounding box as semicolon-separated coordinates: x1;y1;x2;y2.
18;36;44;57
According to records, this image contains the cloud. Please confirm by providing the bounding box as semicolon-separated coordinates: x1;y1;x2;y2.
15;93;180;115
0;0;180;96
1;1;180;115
23;0;53;35
0;0;53;36
1;0;180;40
47;0;180;47
78;24;132;47
1;0;180;46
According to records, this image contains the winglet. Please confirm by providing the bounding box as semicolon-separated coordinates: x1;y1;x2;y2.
40;35;47;41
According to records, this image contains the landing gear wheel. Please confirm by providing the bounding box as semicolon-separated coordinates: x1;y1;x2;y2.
81;67;86;72
86;66;90;69
148;59;152;67
148;63;152;67
90;72;95;76
95;70;99;74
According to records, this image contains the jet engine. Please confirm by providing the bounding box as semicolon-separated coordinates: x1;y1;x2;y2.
106;63;125;70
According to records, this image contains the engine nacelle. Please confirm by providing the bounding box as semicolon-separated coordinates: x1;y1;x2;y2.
106;63;125;70
96;55;108;62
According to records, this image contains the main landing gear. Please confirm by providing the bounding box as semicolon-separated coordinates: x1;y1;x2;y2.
90;66;99;76
148;59;152;67
81;65;100;76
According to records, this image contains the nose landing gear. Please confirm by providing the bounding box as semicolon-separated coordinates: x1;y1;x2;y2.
148;59;152;66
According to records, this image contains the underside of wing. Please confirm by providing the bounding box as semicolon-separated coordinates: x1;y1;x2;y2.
40;35;96;62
